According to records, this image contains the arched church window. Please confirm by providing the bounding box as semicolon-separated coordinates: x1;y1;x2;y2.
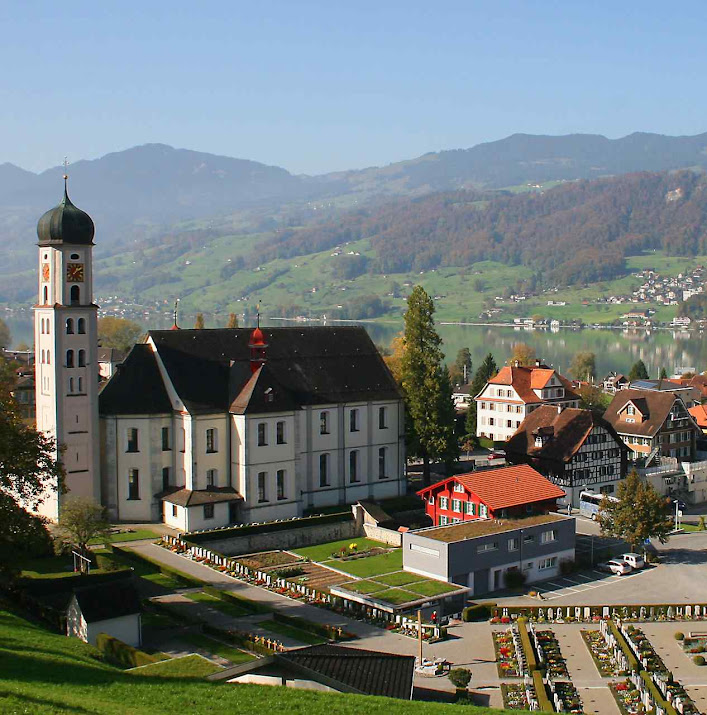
77;318;86;334
43;286;48;304
41;350;45;364
66;318;74;334
66;350;74;368
78;350;86;367
78;377;83;392
69;377;74;393
70;285;80;305
40;320;44;335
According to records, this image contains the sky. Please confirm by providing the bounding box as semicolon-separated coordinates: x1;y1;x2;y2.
2;1;707;175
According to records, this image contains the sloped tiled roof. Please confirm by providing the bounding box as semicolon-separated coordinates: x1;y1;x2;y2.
418;464;565;510
485;365;578;404
229;363;300;414
159;487;242;507
505;406;627;464
123;327;401;415
603;388;689;437
99;344;172;415
689;404;707;429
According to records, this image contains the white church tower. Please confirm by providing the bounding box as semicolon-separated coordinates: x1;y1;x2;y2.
34;178;100;521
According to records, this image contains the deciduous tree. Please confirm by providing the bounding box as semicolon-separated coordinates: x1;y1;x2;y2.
401;287;458;486
383;333;405;385
598;470;673;552
0;318;11;349
570;351;596;382
509;342;536;366
56;498;112;561
448;668;472;691
194;313;205;329
450;347;472;385
227;313;239;328
465;353;498;438
97;317;143;352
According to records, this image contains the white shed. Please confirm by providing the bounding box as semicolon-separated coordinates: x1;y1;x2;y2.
66;580;142;647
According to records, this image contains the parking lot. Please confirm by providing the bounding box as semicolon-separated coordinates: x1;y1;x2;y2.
532;565;648;601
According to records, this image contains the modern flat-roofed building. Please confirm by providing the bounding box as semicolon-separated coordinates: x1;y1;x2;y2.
403;513;575;597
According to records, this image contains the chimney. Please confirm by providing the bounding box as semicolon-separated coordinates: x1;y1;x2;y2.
557;404;563;414
535;358;542;367
514;360;521;368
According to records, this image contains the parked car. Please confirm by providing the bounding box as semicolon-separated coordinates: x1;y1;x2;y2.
488;450;506;461
622;553;645;570
598;559;633;575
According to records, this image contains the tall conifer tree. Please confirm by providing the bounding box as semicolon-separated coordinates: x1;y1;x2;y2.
401;286;458;486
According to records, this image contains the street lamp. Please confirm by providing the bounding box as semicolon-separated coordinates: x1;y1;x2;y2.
673;499;681;532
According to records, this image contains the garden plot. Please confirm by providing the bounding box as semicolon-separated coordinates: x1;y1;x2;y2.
235;551;302;570
275;562;352;591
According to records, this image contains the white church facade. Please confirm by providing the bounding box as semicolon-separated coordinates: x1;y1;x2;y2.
34;187;406;530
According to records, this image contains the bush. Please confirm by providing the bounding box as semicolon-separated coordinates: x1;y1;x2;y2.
94;552;122;572
503;569;526;589
95;633;159;668
462;602;496;622
694;655;706;666
675;632;685;641
699;516;706;531
448;668;472;690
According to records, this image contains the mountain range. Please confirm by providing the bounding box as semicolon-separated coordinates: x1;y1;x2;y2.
3;131;707;309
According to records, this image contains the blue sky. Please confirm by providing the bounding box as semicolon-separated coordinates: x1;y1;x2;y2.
2;1;706;174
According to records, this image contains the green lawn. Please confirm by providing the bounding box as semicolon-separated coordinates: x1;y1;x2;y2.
178;633;256;664
406;580;459;597
370;588;419;606
327;549;403;578
130;654;223;678
292;537;387;562
255;619;325;645
185;591;253;618
0;607;506;714
375;571;427;587
107;550;188;591
342;579;389;595
20;556;85;579
89;529;161;545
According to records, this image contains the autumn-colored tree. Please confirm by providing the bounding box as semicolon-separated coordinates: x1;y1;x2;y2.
598;470;673;552
401;287;458;486
227;313;239;328
97;317;143;352
570;351;596;382
194;313;205;329
577;383;611;413
509;342;536;366
56;498;112;567
0;318;12;349
383;333;405;384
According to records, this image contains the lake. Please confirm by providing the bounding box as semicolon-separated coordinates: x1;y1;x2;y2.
3;309;704;379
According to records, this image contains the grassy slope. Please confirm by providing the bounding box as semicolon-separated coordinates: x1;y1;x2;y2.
91;229;707;326
0;608;507;715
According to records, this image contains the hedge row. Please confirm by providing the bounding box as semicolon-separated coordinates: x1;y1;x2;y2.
16;568;134;597
608;621;639;673
95;632;164;668
532;670;554;712
202;585;272;615
109;545;203;588
462;602;497;622
184;511;353;544
640;672;678;715
272;612;356;641
516;617;539;673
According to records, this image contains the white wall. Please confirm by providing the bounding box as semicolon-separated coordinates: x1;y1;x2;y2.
87;614;142;647
185;500;232;531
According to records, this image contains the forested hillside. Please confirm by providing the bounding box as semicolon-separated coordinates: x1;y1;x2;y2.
257;170;707;286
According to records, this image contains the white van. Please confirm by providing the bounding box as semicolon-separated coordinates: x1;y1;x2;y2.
622;553;645;570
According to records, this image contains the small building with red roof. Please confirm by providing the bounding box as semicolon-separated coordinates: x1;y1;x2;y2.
417;464;566;528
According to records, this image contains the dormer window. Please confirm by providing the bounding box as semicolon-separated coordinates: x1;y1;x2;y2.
627;405;635;415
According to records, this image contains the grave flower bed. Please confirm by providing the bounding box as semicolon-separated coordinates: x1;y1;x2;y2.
493;629;522;678
501;683;532;710
610;680;643;715
623;625;668;674
683;635;707;655
552;681;583;714
535;630;569;679
581;629;624;677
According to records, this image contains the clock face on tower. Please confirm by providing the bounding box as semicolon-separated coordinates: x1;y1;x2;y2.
66;263;85;283
42;264;50;282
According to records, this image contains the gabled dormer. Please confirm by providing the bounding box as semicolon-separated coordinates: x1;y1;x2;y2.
618;400;647;424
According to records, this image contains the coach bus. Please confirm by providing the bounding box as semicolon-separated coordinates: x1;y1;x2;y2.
579;490;619;520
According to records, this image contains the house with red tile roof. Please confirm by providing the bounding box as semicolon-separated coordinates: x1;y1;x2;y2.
474;360;580;443
416;464;566;528
688;404;707;435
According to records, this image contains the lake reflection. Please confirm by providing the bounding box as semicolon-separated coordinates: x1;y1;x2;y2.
4;310;705;378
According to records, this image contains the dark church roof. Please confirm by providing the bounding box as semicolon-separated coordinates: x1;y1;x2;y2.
99;344;172;415
101;327;400;416
158;486;242;507
37;185;95;246
71;580;141;623
210;644;414;699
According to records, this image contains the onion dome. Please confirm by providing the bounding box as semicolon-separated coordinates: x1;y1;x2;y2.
37;182;95;246
249;326;267;347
